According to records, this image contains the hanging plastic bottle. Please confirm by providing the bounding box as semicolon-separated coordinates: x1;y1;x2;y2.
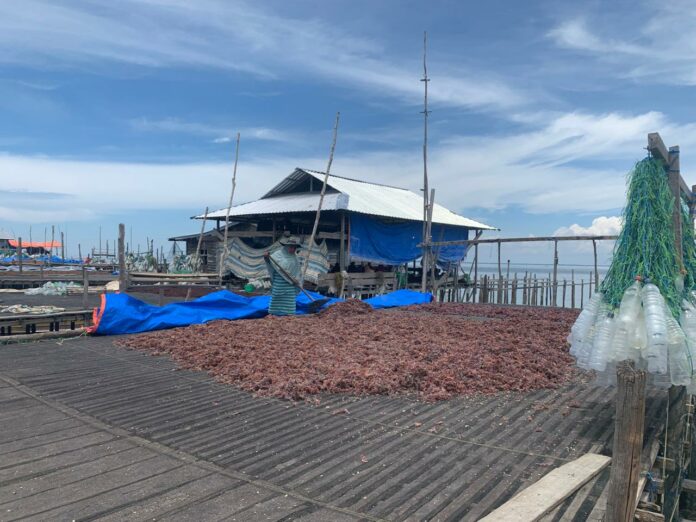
568;292;603;357
588;311;616;372
612;281;642;363
642;283;668;374
665;309;691;385
680;300;696;369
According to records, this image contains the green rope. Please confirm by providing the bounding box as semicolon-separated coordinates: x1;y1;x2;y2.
600;157;683;317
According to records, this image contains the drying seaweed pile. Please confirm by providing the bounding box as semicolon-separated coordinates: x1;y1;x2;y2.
118;303;580;401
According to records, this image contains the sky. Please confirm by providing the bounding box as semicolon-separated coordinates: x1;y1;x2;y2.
2;0;696;267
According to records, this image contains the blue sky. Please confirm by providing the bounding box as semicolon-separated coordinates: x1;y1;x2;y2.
2;0;696;265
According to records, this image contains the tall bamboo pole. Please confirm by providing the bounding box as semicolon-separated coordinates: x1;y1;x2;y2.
302;113;340;283
219;133;241;284
421;31;431;293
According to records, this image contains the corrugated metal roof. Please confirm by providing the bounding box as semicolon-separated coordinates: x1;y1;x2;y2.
203;168;495;230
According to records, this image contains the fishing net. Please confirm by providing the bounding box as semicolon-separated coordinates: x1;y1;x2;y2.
600;157;684;317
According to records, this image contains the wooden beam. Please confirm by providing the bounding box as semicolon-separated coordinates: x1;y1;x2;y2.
478;453;611;522
668;146;684;270
423;235;618;248
648;132;670;163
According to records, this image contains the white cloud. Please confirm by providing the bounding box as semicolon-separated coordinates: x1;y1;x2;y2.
3;108;695;226
554;216;623;237
0;0;526;111
548;3;696;85
130;117;294;144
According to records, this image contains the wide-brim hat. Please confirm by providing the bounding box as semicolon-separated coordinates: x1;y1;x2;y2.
279;233;302;247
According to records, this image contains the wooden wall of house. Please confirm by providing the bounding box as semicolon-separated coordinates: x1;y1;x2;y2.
185;237;221;273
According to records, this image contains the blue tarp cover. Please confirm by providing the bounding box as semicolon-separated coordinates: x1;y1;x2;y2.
349;214;470;265
92;289;432;335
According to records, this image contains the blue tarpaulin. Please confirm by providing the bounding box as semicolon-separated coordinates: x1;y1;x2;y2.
348;214;470;265
91;289;432;335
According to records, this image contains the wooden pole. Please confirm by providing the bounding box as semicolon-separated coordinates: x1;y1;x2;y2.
571;270;576;308
606;361;646;522
473;243;479;302
339;212;346;272
562;280;567;308
505;259;510;304
427;188;436;293
118;224;126;291
552;240;558;306
82;267;89;308
50;225;55;264
17;237;22;273
194;207;208;272
522;271;528;305
497;240;502;303
421;31;431;295
303;112;340;284
592;239;599;291
61;231;65;261
220;133;241;285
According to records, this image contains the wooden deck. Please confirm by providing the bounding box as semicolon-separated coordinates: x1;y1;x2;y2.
0;335;666;521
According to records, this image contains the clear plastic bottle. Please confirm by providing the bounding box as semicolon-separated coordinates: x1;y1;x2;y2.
642;283;668;374
632;307;648;360
569;292;603;358
665;309;692;385
680;300;696;373
612;281;642;363
588;311;615;372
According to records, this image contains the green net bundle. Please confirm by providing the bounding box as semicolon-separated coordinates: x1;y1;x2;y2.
600;157;690;317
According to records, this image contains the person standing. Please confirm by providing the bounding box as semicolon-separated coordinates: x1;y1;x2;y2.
264;232;302;316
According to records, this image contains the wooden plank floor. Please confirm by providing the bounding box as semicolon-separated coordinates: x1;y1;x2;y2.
0;336;666;521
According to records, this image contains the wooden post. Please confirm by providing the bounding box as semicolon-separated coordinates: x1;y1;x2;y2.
473;243;479;302
571;270;576;308
505;259;510;304
339;212;346;272
61;231;65;261
606;361;646;522
562;280;567;308
50;225;55;265
118;224;126;292
78;243;82;262
552;240;558;307
497;240;502;303
17;237;22;273
662;385;688;520
592;239;599;290
522;271;528;305
82;267;89;308
580;279;584;308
